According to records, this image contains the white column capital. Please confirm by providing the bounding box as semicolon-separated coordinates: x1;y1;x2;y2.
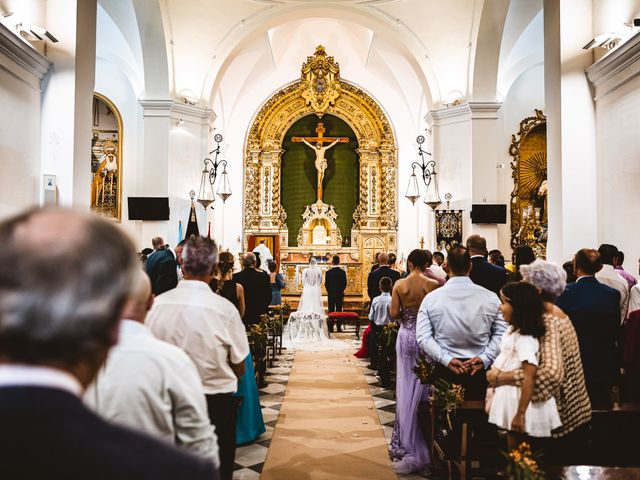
468;101;503;119
139;99;217;125
0;22;51;88
425;103;471;126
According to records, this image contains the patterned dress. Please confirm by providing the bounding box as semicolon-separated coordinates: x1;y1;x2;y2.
390;307;430;474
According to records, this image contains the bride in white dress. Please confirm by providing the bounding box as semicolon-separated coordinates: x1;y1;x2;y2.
283;259;344;350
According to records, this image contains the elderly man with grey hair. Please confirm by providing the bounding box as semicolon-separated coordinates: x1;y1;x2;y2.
0;209;217;480
487;259;591;464
233;252;272;328
147;236;249;480
86;269;219;468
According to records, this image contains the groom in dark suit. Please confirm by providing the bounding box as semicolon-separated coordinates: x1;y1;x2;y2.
325;255;347;332
466;234;507;296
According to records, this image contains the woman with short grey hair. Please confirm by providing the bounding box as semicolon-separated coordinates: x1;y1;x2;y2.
487;259;592;464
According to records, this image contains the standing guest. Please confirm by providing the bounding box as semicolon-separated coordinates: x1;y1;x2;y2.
430;251;447;280
145;236;178;295
624;282;640;401
174;238;187;282
488;249;505;268
424;250;445;286
325;255;348;332
511;245;536;281
233;253;272;328
595;244;629;323
556;248;620;408
0;209;217;480
370;252;381;273
417;246;507;400
139;247;154;265
614;250;637;289
367;277;394;371
210;252;265;446
147;237;249;480
466;234;507;295
368;252;401;300
488;259;592;465
268;260;286;306
86;270;219;467
388;252;398;270
563;261;577;283
252;240;273;273
389;249;440;474
487;282;561;447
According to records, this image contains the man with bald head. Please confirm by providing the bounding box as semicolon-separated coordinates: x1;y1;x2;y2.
466;234;507;296
145;235;178;295
233;252;272;328
0;208;217;480
367;252;401;301
86;269;219;467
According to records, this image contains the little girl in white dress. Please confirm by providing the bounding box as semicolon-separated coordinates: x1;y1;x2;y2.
487;281;561;437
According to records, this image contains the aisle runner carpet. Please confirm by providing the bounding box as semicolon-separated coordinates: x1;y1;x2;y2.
260;347;397;479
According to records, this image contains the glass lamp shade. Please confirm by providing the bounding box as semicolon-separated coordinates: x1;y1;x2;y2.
405;171;421;205
197;166;215;209
216;168;232;203
424;171;442;210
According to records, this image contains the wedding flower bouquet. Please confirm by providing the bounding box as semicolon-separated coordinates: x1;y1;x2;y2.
429;378;465;431
501;442;545;480
412;355;434;384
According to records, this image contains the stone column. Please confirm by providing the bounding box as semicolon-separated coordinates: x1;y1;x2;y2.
544;0;597;262
40;0;97;210
469;102;503;250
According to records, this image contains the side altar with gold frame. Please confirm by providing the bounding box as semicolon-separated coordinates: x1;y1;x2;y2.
243;46;398;299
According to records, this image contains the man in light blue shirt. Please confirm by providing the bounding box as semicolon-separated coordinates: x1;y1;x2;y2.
416;246;506;400
367;277;393;372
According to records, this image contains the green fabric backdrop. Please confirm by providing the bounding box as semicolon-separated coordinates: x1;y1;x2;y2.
281;114;359;247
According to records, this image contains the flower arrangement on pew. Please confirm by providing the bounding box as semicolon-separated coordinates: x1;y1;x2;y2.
377;321;400;388
412;355;434;385
501;442;544;480
429;378;465;432
247;322;269;387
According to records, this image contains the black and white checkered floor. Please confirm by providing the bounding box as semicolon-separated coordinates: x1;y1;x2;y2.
232;337;428;479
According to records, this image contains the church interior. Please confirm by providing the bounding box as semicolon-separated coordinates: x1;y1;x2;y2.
2;0;640;479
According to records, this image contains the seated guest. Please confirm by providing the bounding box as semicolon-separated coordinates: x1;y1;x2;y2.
0;209;217;480
595;244;629;323
145;236;178;295
367;277;393;371
367;252;401;300
466;234;507;296
557;248;620;408
423;250;445;286
86;270;219;466
511;245;536;281
488;260;591;464
614;250;637;289
147;237;249;480
417;246;507;400
233;253;271;328
268;260;286;306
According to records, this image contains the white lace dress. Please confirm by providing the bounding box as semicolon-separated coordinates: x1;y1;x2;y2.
283;264;344;350
487;327;562;437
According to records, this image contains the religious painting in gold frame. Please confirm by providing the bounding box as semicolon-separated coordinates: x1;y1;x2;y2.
91;93;123;221
510;109;547;258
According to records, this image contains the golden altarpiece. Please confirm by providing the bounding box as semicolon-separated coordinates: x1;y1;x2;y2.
243;46;398;300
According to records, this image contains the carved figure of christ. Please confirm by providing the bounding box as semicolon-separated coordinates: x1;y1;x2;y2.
292;122;349;202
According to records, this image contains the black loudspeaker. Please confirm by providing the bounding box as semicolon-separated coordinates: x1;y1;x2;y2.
127;197;170;221
471;204;507;224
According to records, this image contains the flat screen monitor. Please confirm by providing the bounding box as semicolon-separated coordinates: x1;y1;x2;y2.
471;204;507;224
127;197;170;221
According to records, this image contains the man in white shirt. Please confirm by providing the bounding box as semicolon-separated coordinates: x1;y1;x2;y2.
147;236;249;480
252;240;273;272
417;246;507;400
430;251;447;280
595;244;629;323
86;269;219;467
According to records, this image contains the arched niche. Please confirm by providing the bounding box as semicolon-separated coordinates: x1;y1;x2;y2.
510;109;547;258
91;93;123;221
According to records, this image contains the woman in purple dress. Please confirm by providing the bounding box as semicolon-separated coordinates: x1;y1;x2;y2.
389;249;441;474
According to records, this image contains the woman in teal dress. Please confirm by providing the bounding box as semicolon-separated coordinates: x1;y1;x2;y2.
210;252;266;444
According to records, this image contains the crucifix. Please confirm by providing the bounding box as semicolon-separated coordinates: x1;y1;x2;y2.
292;122;349;202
